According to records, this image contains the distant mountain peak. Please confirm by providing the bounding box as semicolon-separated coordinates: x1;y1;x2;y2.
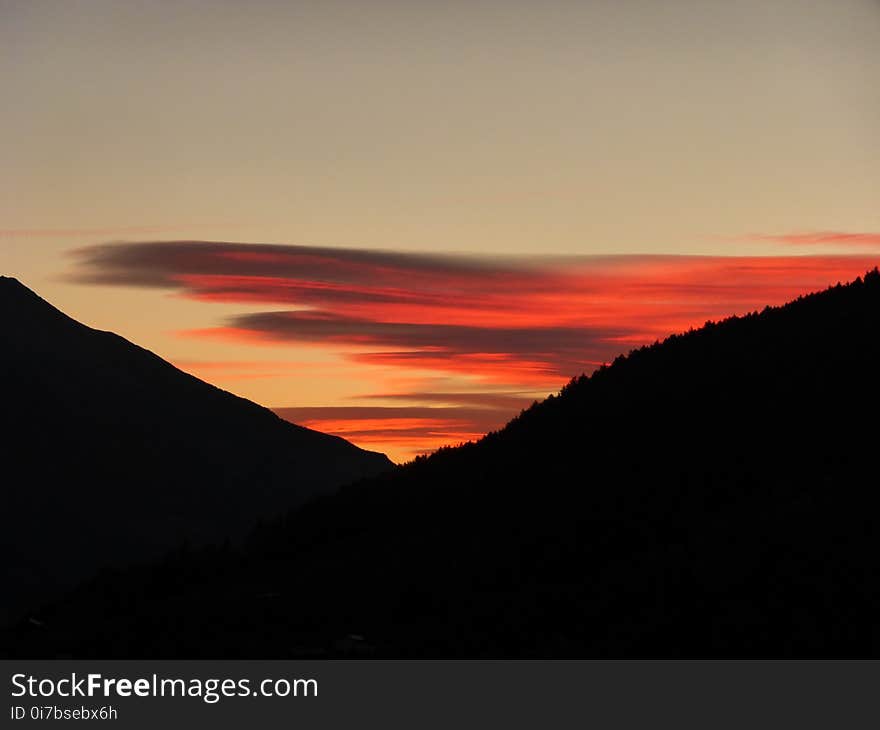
0;275;34;293
0;275;30;298
0;275;56;305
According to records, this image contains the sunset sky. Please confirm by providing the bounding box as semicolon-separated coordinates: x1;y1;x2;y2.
3;0;879;461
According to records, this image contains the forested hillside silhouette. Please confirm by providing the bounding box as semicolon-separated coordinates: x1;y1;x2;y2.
0;277;392;625
4;269;880;658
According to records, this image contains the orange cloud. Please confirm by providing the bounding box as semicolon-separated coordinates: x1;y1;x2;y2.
170;359;341;381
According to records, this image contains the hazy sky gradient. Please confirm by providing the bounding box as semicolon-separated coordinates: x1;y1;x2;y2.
2;0;879;459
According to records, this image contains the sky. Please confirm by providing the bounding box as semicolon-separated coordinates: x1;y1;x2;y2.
2;0;879;461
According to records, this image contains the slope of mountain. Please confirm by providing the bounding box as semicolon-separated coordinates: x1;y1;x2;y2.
4;269;880;658
0;276;392;624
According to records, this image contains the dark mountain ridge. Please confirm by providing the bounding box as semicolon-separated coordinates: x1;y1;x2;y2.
4;269;880;657
0;276;392;624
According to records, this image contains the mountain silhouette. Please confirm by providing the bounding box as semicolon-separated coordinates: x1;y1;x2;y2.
4;269;880;658
0;276;392;625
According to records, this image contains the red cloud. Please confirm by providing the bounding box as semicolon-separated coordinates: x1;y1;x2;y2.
748;231;880;247
273;405;516;461
68;240;880;458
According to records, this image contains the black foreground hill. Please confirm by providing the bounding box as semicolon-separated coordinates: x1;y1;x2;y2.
0;277;392;625
5;270;880;658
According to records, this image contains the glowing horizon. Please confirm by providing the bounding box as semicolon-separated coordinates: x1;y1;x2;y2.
62;240;880;461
